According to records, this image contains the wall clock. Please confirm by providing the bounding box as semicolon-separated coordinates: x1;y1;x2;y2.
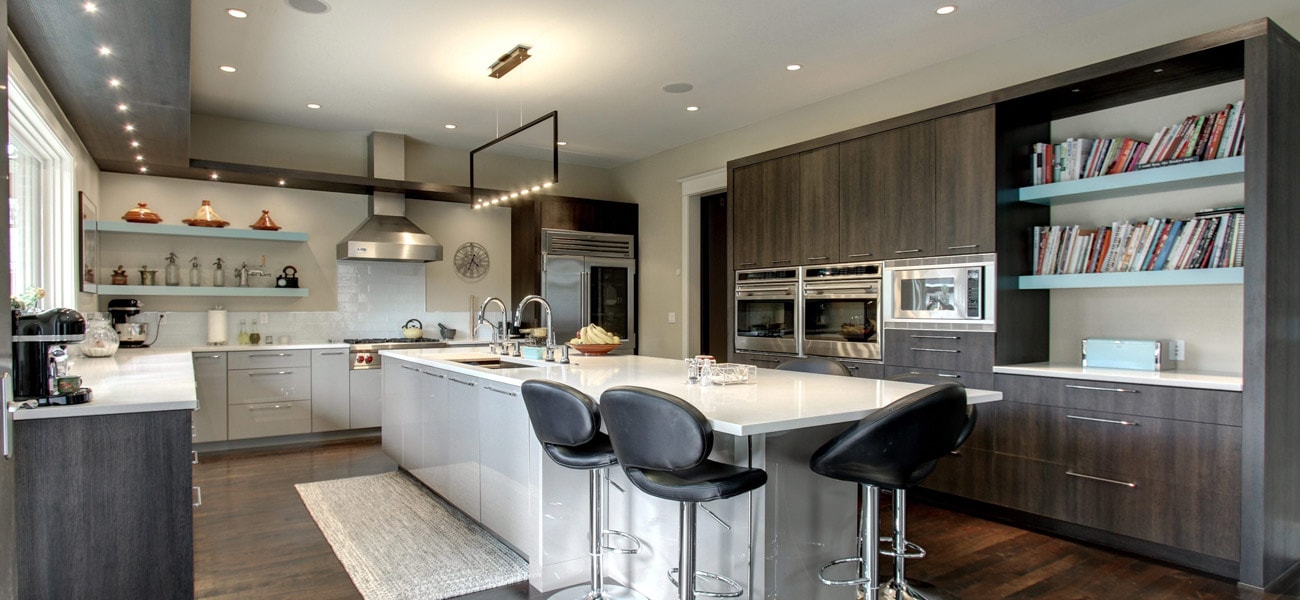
454;242;490;279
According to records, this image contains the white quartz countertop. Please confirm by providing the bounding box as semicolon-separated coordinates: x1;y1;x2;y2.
381;349;1001;436
185;342;350;353
16;348;198;420
993;362;1243;391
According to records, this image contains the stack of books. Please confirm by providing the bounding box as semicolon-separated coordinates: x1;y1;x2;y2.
1030;207;1245;275
1030;101;1245;185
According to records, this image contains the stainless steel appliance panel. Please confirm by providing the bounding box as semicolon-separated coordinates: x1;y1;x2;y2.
735;268;799;355
802;281;881;360
884;255;995;326
543;255;637;354
542;254;584;345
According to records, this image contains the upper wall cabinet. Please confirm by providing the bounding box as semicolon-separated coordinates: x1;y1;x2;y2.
799;146;840;266
838;137;882;262
872;120;937;258
731;155;800;269
934;107;997;256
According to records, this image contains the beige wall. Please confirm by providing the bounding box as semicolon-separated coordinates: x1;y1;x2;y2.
613;0;1300;359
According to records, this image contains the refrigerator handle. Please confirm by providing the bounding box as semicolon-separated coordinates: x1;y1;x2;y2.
580;271;590;325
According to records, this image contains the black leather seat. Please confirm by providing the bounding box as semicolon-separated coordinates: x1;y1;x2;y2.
520;380;645;600
809;380;970;600
776;357;852;377
601;386;767;600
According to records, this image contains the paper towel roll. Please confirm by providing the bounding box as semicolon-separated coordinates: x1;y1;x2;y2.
207;309;228;345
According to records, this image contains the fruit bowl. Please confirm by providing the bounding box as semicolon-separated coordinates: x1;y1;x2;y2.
566;342;621;356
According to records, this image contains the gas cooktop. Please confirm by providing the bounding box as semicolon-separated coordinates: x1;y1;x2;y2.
344;337;445;345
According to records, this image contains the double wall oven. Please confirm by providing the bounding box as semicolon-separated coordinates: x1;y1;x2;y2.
734;268;799;355
734;262;882;361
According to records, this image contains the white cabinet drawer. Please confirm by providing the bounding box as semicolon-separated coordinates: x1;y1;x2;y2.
228;400;312;439
228;368;312;404
227;350;311;370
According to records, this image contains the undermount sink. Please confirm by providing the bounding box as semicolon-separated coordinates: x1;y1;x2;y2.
447;357;534;369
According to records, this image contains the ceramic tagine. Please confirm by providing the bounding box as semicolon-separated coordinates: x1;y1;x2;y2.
182;200;230;228
121;203;163;224
250;210;281;231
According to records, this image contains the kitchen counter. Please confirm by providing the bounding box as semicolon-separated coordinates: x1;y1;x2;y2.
381;348;1001;436
16;348;198;420
993;362;1243;391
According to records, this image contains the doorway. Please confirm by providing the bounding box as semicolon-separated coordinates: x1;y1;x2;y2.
699;192;728;356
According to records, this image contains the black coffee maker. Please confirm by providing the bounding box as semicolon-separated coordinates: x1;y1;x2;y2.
13;308;92;405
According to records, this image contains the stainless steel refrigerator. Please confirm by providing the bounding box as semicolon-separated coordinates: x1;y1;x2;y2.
541;229;636;354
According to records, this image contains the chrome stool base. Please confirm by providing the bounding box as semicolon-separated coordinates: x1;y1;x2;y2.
817;556;873;587
546;584;651;600
667;568;744;598
878;579;955;600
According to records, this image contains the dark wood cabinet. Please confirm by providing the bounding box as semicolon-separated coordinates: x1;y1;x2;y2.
838;137;883;262
934;107;996;256
873;121;936;258
15;410;194;599
731;156;800;269
799;146;839;265
510;196;638;309
883;328;995;372
730;164;763;269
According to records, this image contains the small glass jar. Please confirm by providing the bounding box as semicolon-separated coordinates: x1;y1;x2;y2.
238;320;251;345
80;312;119;358
248;322;261;345
189;257;201;286
165;253;181;286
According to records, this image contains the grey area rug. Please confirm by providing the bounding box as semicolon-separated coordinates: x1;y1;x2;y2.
296;471;527;600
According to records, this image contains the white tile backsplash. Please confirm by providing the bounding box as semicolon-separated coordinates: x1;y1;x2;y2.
142;262;491;347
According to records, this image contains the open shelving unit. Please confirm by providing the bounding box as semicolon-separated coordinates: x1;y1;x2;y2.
1017;155;1245;205
93;220;309;242
95;285;308;297
1019;266;1242;289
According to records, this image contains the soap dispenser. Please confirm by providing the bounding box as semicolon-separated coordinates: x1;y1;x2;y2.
164;252;181;286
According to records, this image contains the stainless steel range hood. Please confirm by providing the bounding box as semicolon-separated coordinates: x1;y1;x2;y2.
336;132;444;263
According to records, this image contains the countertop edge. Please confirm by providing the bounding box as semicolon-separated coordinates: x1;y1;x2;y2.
993;363;1243;391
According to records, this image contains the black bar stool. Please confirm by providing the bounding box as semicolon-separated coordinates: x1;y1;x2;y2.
600;386;767;600
809;381;970;600
775;356;852;376
521;380;647;600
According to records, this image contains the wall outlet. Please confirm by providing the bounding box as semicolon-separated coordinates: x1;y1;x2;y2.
668;312;677;324
1171;339;1185;361
259;312;269;325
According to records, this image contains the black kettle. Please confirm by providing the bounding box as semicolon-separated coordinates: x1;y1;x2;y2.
275;265;299;288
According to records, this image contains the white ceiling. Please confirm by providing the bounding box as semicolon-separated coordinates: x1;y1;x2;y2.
189;0;1137;169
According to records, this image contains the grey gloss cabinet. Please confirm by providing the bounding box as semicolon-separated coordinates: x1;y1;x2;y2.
192;351;228;443
311;349;351;432
16;410;193;599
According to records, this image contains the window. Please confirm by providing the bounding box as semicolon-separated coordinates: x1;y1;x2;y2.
8;70;75;311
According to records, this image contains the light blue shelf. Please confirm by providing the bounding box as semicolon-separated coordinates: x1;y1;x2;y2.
93;220;309;242
1019;267;1243;289
1017;156;1245;205
96;285;309;297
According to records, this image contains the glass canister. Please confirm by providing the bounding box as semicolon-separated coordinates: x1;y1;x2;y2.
80;312;120;357
165;252;181;286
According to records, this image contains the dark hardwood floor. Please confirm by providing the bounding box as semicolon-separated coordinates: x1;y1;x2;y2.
193;438;1295;599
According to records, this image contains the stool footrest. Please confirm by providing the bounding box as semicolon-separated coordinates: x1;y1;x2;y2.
667;568;743;598
878;539;926;559
600;529;643;555
817;557;875;587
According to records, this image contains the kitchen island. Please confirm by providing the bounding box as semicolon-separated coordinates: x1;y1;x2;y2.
9;349;196;599
381;349;1000;600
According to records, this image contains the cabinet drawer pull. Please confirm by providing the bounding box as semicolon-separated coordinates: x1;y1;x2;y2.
318;351;345;356
400;365;419;372
249;371;294;377
449;377;477;386
248;404;292;411
485;386;518;397
196;354;223;359
910;335;960;340
846;365;859;371
192;450;199;465
894;249;923;254
770;259;792;264
193;486;202;508
1065;384;1140;394
807;256;830;261
1066;415;1139;426
908;371;960;378
1066;471;1137;488
249;353;293;358
909;348;960;353
739;262;758;267
420;371;445;379
847;253;873;258
947;244;979;250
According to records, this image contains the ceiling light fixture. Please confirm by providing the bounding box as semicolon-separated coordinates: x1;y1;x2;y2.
130;140;140;148
278;179;286;186
444;124;456;129
786;64;802;71
227;8;248;18
936;5;957;15
488;45;531;79
139;166;148;173
210;172;220;180
124;123;135;132
108;78;121;87
219;65;237;73
557;141;567;146
306;103;321;109
117;103;128;111
135;155;143;161
83;2;98;13
686;106;700;112
98;46;112;56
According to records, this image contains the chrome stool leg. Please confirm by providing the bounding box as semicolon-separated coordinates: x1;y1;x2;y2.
549;468;648;600
666;502;744;599
816;484;880;600
878;489;953;600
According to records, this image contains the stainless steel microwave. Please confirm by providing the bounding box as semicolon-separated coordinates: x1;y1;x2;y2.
883;255;995;324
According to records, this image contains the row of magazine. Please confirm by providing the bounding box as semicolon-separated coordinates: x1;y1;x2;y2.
1031;207;1244;276
1030;101;1245;185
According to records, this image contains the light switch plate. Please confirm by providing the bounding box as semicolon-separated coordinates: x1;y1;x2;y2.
668;312;677;324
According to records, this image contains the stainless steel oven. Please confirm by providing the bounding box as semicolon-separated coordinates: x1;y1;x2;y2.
734;268;800;355
883;254;995;325
801;262;882;360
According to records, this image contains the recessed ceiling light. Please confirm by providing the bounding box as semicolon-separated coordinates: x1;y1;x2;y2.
219;65;237;73
98;46;112;56
124;123;135;132
117;103;128;111
786;64;802;71
108;78;121;88
1153;68;1165;73
210;172;220;180
444;124;456;129
83;2;98;13
278;179;286;186
306;103;321;109
556;141;567;146
135;155;143;161
686;106;700;112
936;5;957;15
130;140;140;148
227;8;249;18
662;83;694;94
139;166;148;173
